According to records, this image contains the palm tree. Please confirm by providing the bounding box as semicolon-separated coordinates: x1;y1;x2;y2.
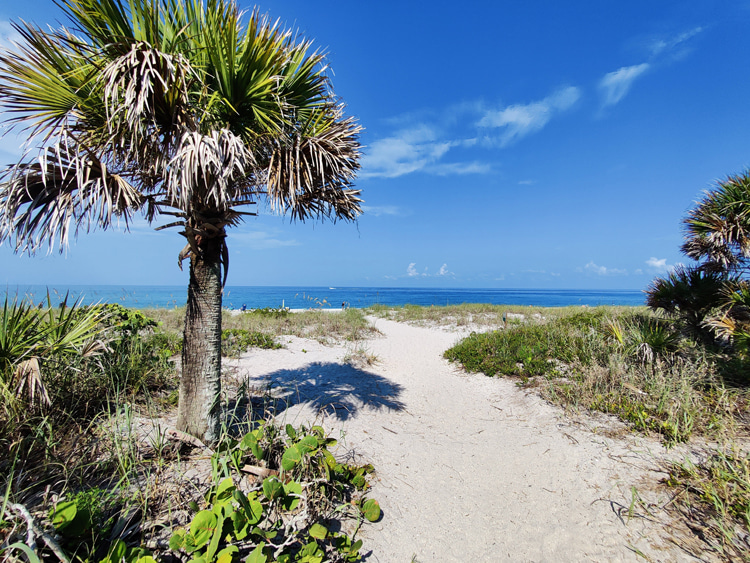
647;172;750;350
681;171;750;275
0;0;362;443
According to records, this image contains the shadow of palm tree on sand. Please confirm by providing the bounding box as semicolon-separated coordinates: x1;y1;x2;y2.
253;361;405;421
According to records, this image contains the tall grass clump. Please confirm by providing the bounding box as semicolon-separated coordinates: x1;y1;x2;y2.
0;299;179;490
666;449;750;560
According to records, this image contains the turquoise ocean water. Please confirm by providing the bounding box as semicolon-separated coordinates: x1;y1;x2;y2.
3;285;645;309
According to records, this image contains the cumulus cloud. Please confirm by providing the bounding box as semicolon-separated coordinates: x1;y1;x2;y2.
405;262;453;278
584;261;627;276
645;257;682;273
437;263;455;277
646;257;667;270
598;63;650;107
477;86;580;146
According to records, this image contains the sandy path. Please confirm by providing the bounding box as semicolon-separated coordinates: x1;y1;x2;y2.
230;317;697;562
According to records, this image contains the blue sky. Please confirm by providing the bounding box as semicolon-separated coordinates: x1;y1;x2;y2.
2;0;750;290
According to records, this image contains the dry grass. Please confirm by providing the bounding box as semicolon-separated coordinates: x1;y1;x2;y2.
144;307;380;345
366;302;644;330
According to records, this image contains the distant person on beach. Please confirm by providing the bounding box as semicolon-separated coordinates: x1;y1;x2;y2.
241;304;247;312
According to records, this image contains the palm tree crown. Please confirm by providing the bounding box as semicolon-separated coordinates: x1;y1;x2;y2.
0;0;362;256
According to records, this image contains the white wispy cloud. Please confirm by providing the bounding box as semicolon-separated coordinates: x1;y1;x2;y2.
360;86;579;179
228;230;299;249
598;63;650;107
584;261;628;276
430;161;492;175
407;262;419;277
360;125;451;179
361;205;402;217
648;27;703;58
598;27;703;110
0;131;27;161
477;86;580;146
0;20;22;51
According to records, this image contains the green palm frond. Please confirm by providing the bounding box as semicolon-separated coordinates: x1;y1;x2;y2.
0;23;93;138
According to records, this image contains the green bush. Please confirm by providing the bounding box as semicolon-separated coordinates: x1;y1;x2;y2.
444;312;602;378
221;329;281;357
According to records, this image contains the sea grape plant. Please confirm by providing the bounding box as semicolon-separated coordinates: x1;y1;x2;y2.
169;422;379;562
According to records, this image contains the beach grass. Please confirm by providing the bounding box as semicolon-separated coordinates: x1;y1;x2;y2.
144;306;379;345
442;307;749;444
366;302;643;328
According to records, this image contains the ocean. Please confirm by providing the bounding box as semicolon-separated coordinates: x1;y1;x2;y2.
3;285;646;309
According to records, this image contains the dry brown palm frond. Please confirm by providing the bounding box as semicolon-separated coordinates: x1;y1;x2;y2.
166;129;257;215
265;104;362;221
0;142;143;253
13;357;51;408
101;41;194;136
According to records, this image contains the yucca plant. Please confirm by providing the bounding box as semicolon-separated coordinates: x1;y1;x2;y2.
0;0;362;443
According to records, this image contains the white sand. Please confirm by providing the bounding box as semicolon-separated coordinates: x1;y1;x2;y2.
226;316;707;562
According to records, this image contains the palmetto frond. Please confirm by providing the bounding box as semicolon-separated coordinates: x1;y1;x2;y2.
0;22;95;141
266;104;362;221
101;41;194;136
166;129;256;214
0;143;143;253
682;171;750;273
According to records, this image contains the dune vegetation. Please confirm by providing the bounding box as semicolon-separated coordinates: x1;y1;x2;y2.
0;300;381;563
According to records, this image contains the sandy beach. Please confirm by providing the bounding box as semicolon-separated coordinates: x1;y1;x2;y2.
223;315;707;562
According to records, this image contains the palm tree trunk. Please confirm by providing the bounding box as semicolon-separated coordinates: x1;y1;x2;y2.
176;238;223;444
